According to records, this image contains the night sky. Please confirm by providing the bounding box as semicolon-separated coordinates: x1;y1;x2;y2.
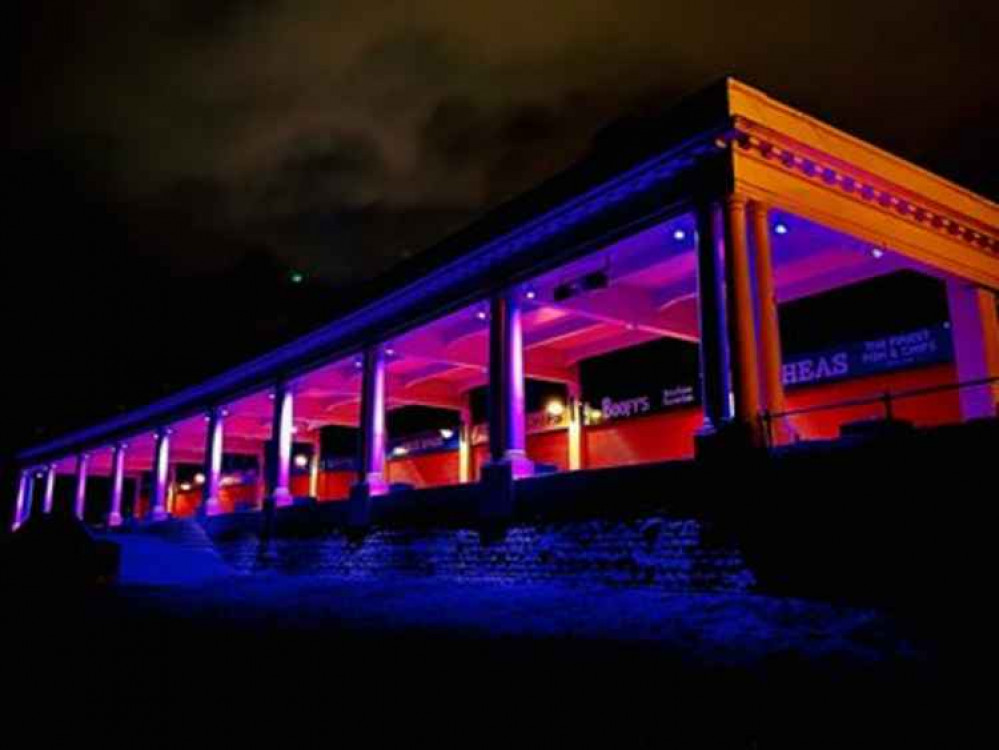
3;1;996;462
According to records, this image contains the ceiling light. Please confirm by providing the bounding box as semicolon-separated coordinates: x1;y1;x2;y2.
774;223;789;236
580;270;609;291
672;228;687;242
546;399;566;418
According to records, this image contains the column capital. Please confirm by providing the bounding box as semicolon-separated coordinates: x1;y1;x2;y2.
745;199;771;218
724;192;750;212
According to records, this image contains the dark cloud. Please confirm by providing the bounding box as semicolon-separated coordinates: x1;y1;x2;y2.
2;0;997;459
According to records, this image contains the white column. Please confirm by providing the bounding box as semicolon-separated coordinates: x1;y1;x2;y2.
722;194;761;434
458;404;473;484
42;464;57;514
149;430;171;521
270;382;295;507
748;201;795;444
73;453;89;521
308;433;321;499
695;201;731;433
947;280;999;420
567;399;584;471
12;470;29;530
356;346;389;495
108;444;126;526
202;408;225;516
487;289;534;477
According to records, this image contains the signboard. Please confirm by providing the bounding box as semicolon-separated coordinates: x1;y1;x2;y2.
584;324;952;424
782;324;952;389
388;429;460;459
588;383;698;425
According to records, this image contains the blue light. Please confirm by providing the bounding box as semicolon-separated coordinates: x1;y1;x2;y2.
672;228;686;242
774;223;789;236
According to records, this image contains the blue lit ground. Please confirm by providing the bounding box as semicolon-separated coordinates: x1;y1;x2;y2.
7;565;950;746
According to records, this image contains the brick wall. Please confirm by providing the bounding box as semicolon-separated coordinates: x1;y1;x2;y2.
205;513;753;593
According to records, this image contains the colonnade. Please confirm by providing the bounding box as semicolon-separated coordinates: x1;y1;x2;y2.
11;193;998;530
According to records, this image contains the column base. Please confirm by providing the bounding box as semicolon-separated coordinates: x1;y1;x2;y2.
761;415;800;447
695;420;764;460
272;487;294;508
347;485;370;529
202;497;223;517
108;512;123;527
489;450;535;479
149;508;169;522
479;461;517;523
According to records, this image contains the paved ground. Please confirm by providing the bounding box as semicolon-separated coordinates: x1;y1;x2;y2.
5;574;950;747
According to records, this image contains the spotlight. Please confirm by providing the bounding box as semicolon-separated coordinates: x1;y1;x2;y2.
193;472;206;485
553;282;577;302
475;309;488;321
293;454;309;469
672;228;687;242
774;223;789;236
392;445;409;457
439;428;455;440
524;287;538;301
871;248;885;259
385;346;395;357
289;271;305;284
580;270;609;291
546;399;566;418
178;482;192;492
354;357;364;369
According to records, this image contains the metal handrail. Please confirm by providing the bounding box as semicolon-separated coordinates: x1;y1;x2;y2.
759;375;999;448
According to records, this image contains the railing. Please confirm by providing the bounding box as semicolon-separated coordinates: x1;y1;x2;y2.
759;375;999;449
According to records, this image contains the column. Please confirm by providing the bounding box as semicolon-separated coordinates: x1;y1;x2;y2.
487;290;534;477
695;201;732;432
748;201;794;444
130;475;143;522
73;453;89;521
308;433;321;499
947;280;999;420
42;464;57;514
723;194;761;436
355;346;389;495
567;381;584;471
270;382;295;506
108;443;126;527
201;408;224;517
458;404;473;484
149;429;171;521
12;469;29;530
